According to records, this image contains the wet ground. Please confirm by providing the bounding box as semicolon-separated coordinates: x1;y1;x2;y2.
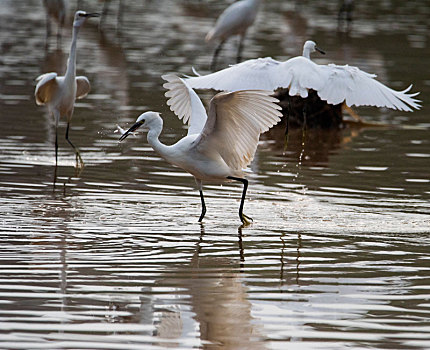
0;0;429;349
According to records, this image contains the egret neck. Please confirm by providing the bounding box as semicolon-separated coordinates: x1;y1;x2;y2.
145;115;172;161
64;24;80;87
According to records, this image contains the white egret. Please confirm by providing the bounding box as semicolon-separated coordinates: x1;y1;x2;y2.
119;75;282;224
35;11;99;168
186;40;421;117
206;0;261;71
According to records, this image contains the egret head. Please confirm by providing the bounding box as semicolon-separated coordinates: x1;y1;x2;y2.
119;112;162;141
73;10;100;28
302;40;325;59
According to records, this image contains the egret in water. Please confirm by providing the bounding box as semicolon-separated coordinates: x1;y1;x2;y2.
119;75;282;224
186;40;421;122
35;10;99;168
206;0;261;71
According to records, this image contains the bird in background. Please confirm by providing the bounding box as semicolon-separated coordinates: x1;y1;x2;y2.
119;75;282;225
35;10;99;169
338;0;355;30
185;40;421;116
206;0;261;71
43;0;67;49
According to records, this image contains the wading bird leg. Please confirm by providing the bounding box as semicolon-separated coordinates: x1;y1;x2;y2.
198;190;207;222
285;94;291;137
227;176;253;225
237;33;245;63
53;110;60;167
53;164;58;189
55;128;59;167
343;103;364;123
100;0;110;29
283;94;292;150
210;39;226;71
65;122;84;169
196;179;206;222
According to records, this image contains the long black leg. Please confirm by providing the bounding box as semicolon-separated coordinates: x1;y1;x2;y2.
227;176;253;225
55;126;58;167
198;189;206;222
100;0;110;29
236;33;245;63
65;122;84;168
210;39;225;71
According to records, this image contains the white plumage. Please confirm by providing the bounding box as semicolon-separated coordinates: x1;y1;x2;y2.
186;41;421;112
206;0;261;70
35;11;99;167
119;75;282;224
206;0;261;43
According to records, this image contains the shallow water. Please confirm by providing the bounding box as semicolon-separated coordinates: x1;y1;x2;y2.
0;0;429;349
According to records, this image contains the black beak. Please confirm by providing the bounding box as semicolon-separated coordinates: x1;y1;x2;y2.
84;12;100;18
119;121;143;142
315;46;326;55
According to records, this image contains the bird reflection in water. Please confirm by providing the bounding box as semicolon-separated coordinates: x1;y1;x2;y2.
134;224;267;349
279;232;302;286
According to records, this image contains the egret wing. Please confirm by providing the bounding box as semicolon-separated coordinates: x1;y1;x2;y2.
162;74;207;135
76;76;91;99
186;57;283;91
194;90;282;170
316;64;421;111
35;72;58;105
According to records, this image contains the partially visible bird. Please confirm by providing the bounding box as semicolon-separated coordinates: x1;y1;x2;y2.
119;75;282;224
301;40;326;59
206;0;261;71
35;11;99;168
186;40;420;112
185;40;420;127
43;0;67;49
338;0;354;30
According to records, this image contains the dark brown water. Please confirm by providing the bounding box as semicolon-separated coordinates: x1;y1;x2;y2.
1;1;429;349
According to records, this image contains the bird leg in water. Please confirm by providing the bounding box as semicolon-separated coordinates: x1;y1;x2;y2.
196;179;207;222
342;103;364;123
65;122;84;169
55;127;59;167
283;94;292;151
227;176;253;225
237;34;245;63
198;190;207;222
210;39;226;71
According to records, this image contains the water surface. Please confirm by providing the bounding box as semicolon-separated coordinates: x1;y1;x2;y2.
0;0;429;349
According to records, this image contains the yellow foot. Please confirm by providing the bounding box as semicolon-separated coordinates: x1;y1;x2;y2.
75;152;85;169
240;213;253;226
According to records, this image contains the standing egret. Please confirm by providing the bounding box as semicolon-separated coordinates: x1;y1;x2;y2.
35;11;99;168
185;40;421;127
206;0;261;71
119;75;282;224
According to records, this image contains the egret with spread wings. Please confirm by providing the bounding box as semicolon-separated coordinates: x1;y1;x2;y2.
186;40;420;113
35;10;99;168
119;75;282;224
